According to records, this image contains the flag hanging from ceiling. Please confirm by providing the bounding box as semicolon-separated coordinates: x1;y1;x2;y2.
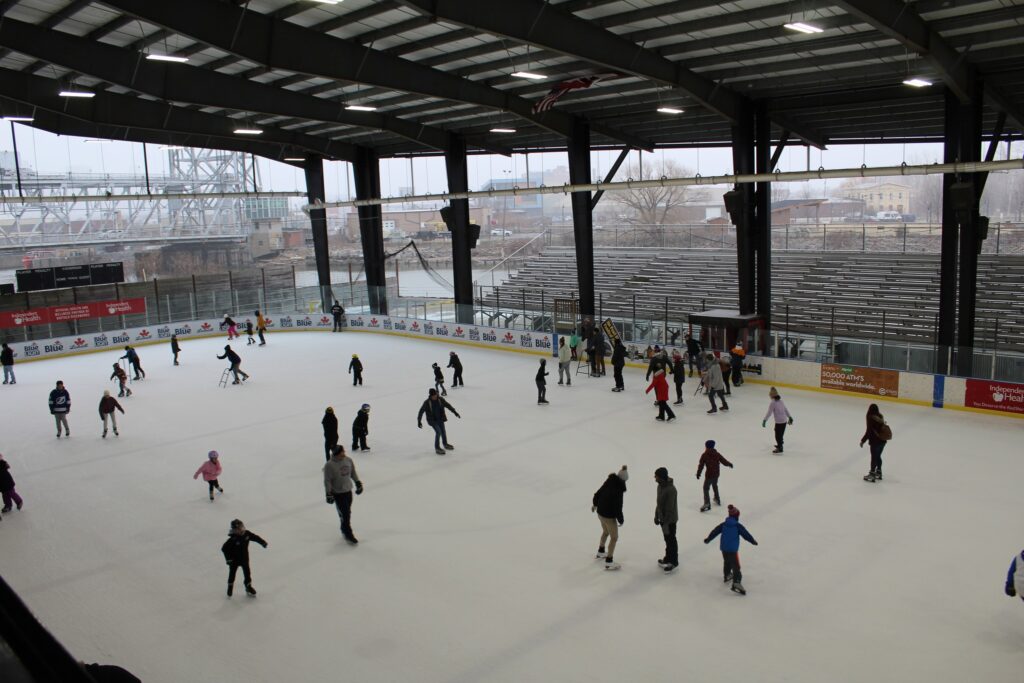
532;73;620;114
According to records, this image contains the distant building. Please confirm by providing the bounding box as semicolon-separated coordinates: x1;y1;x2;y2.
843;182;912;215
337;206;492;239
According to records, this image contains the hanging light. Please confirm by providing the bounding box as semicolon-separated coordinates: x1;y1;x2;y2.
511;71;546;80
146;54;189;63
784;22;824;34
59;90;94;98
234;128;263;135
902;78;933;88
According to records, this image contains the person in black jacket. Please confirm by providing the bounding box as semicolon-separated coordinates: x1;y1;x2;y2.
685;333;704;377
352;404;370;451
1;342;15;384
593;329;606;376
432;362;447;396
331;300;345;332
321;407;339;461
216;345;249;384
221;519;267;597
535;358;550;404
611;339;626;392
170;335;181;366
349;354;363;386
417;389;460;455
592;466;628;569
447;351;464;388
671;350;686;405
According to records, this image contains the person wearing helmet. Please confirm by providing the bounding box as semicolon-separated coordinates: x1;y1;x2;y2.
348;354;363;386
352;404;371;451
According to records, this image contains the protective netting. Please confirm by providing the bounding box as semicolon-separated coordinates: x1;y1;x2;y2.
384;240;453;292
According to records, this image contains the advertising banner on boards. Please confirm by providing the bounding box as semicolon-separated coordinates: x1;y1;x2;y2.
820;363;900;398
964;378;1024;414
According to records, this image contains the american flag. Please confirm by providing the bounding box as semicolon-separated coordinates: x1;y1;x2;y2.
532;73;619;114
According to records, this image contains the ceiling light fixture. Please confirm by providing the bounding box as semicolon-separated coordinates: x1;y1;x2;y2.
59;90;94;98
284;157;304;161
345;104;377;112
1;116;33;122
657;107;684;115
308;0;341;4
902;77;933;88
234;128;263;135
511;71;546;80
490;128;517;134
146;54;189;63
159;145;185;150
784;22;823;34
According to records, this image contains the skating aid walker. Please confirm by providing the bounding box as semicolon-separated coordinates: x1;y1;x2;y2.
218;367;232;388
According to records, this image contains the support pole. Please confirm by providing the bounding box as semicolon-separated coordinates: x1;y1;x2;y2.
303;155;332;313
568;120;595;321
937;89;960;375
754;101;772;350
955;75;984;377
444;134;475;324
352;147;388;314
731;103;756;316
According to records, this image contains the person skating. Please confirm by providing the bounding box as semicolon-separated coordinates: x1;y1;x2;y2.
536;358;550;404
569;330;580;361
49;380;71;438
704;504;758;595
696;440;733;512
859;403;891;482
221;519;267;597
654;467;679;573
448;351;464;387
1;342;15;384
110;363;132;398
352;404;370;451
245;320;256;345
0;455;24;513
349;354;363;386
671;350;686;405
120;346;145;380
255;310;267;345
702;353;729;413
331;300;345;332
1006;549;1024;601
685;333;704;377
611;338;626;392
592;466;628;570
322;407;339;462
98;390;124;438
170;335;181;366
432;362;447;396
323;445;363;544
217;345;249;384
557;337;571;386
646;368;676;422
718;355;732;396
646;345;669;380
417;388;460;455
762;387;794;453
194;450;224;501
221;314;238;340
730;341;746;386
593;328;606;376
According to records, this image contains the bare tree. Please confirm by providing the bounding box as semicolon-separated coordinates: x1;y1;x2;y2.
610;160;693;224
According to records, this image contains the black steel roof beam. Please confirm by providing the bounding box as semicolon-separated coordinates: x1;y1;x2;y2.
95;0;654;151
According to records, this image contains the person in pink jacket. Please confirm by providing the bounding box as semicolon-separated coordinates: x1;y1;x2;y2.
762;387;794;453
194;450;224;501
646;369;676;422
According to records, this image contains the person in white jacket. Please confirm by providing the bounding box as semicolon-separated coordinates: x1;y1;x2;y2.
762;387;794;453
557;337;572;386
1006;549;1024;601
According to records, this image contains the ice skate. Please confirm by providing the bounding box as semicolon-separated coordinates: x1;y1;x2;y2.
595;549;606;559
1;506;11;514
721;404;729;411
435;448;446;455
662;564;678;573
724;572;732;583
700;503;711;512
773;446;783;454
227;584;233;597
444;444;454;450
102;429;107;438
863;472;877;482
604;557;620;571
210;492;215;501
673;400;683;405
232;380;240;385
114;430;119;437
217;486;224;494
655;416;665;421
707;408;717;414
345;536;359;546
873;471;883;481
245;584;257;596
714;499;721;506
731;581;746;595
657;558;670;567
666;416;676;422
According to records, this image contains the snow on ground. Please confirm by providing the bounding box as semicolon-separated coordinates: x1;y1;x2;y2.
0;331;1021;683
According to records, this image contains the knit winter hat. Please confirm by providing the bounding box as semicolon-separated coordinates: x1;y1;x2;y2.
230;519;244;530
705;440;716;449
325;407;334;414
654;466;669;480
617;466;629;482
728;505;740;518
361;404;370;411
433;362;439;367
103;390;110;397
769;387;779;398
352;354;358;358
208;450;219;460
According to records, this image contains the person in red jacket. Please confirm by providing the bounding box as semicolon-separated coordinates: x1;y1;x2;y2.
696;439;733;511
646;368;676;422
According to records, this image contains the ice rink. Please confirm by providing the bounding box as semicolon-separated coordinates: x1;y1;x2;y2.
0;330;1021;682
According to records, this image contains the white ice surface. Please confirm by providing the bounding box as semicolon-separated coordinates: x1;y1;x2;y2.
0;332;1021;683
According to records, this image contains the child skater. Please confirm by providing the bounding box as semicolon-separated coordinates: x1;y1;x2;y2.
98;390;124;438
762;387;794;453
222;314;238;340
1006;549;1024;602
704;504;758;595
0;454;24;513
349;354;363;386
194;450;224;501
245;320;256;345
696;439;733;512
110;362;132;397
221;519;267;597
536;358;549;405
432;362;447;396
352;404;370;451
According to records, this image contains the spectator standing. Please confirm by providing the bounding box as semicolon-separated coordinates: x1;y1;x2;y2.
331;300;345;332
1;342;15;384
557;337;571;386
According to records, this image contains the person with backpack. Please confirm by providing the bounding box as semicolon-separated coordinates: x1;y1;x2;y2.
592;466;628;570
859;403;891;482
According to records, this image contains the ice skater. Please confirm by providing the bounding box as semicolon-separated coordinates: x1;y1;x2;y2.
245;320;256;345
417;388;460;455
111;363;132;398
448;351;464;388
255;311;267;346
222;314;239;340
324;445;363;544
860;403;891;482
352;404;370;451
221;519;267;597
646;368;675;421
703;504;758;595
0;455;24;513
217;345;249;384
685;333;703;377
98;390;124;438
432;362;447;396
671;350;686;405
322;407;339;462
536;358;549;404
696;440;733;512
762;387;794;453
654;467;679;573
718;354;732;396
1;342;15;384
702;353;729;413
49;380;71;438
171;334;181;366
194;450;224;501
1006;549;1024;601
349;354;363;386
730;341;746;386
569;330;580;361
120;345;145;380
557;337;571;386
331;300;345;332
592;465;628;570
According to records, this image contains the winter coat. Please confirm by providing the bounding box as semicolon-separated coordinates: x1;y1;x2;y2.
222;317;236;328
447;354;463;370
98;396;124;416
349;358;363;373
245;321;254;335
323;454;360;494
0;460;15;491
256;314;267;331
764;398;792;424
671;357;686;382
646;353;669;379
703;362;725;391
558;344;571;364
705;516;758;552
418;396;458;426
862;413;888;446
611;342;626;367
221;530;267;565
120;348;139;363
645;373;670;401
111;366;128;382
322;412;338;439
536;364;549;384
353;410;369;436
718;358;731;377
217;348;241;364
592;474;626;523
433;365;445;382
655;478;678;525
593;331;605;356
569;334;580;349
171;338;180;353
194;460;222;482
685;337;703;357
48;388;70;414
697;448;733;480
331;304;343;318
1;346;13;366
1007;550;1024;599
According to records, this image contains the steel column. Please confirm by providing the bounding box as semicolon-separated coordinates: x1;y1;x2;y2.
303;155;332;313
444;134;474;324
955;76;984;377
568;120;595;319
754;101;772;345
352;147;388;315
937;89;960;374
731;103;756;316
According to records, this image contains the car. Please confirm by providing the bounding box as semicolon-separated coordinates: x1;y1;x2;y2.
490;229;513;237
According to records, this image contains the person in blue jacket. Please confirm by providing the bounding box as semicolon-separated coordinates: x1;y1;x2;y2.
704;504;758;595
1006;549;1024;601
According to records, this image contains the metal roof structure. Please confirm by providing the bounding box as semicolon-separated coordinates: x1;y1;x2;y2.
0;0;1021;164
